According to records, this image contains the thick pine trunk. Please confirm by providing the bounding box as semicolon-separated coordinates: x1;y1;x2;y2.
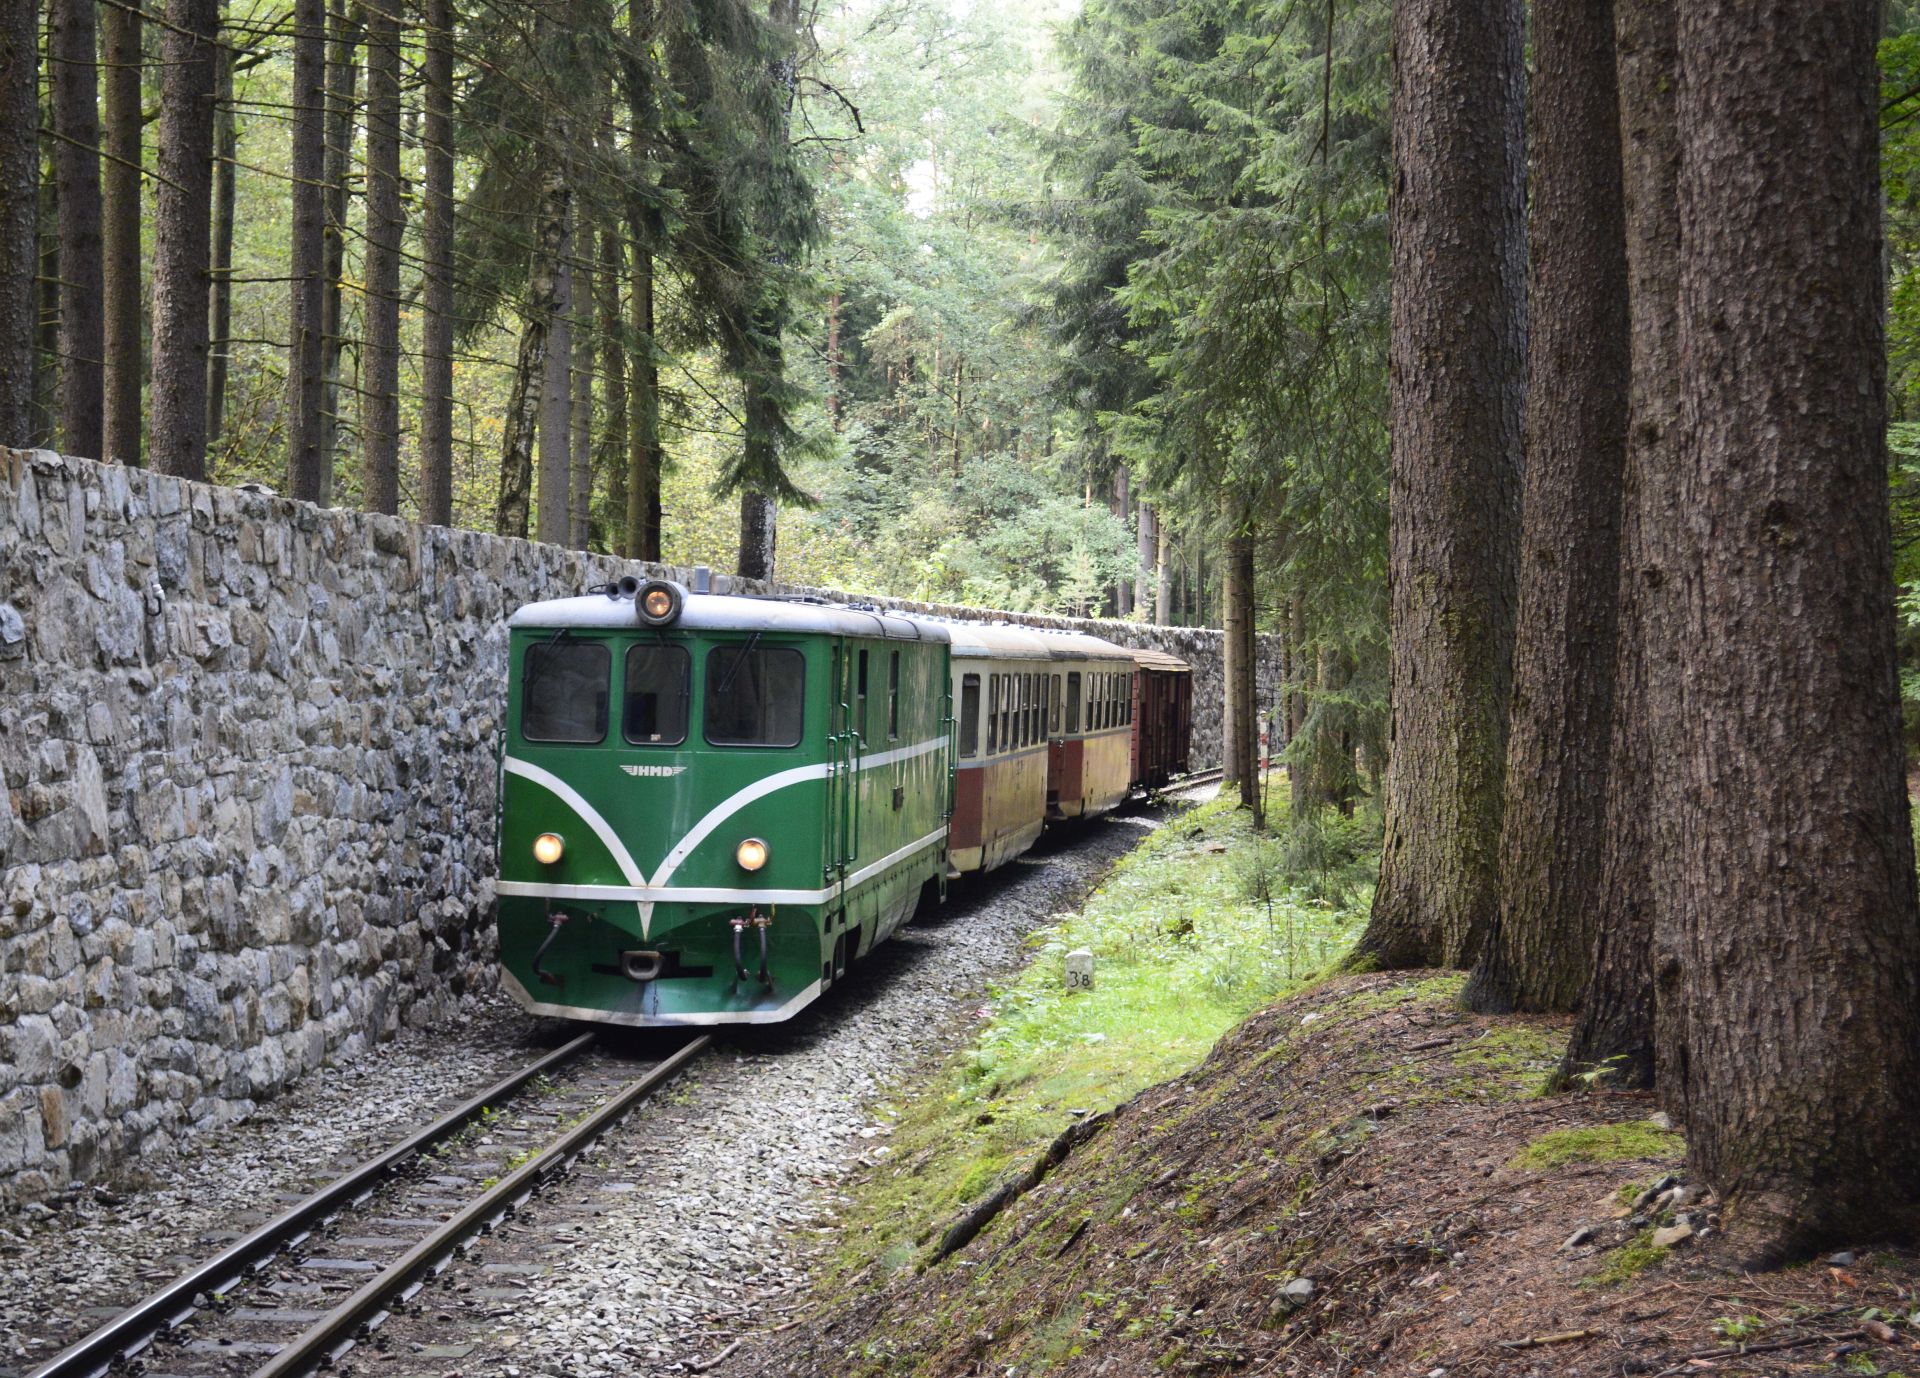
417;0;454;525
51;0;104;459
738;486;776;582
149;0;222;481
1112;468;1132;616
1136;502;1156;617
495;169;566;539
1664;0;1920;1263
538;207;572;545
626;235;661;561
570;246;594;549
1228;524;1261;825
597;217;626;555
1222;525;1245;791
206;44;235;455
35;173;58;448
1353;0;1524;971
318;0;360;506
0;0;34;444
1464;0;1629;1015
360;0;402;514
100;0;141;465
1155;521;1171;625
285;0;328;502
1557;0;1678;1090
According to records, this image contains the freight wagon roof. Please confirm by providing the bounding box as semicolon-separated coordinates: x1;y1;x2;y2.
509;592;951;642
937;621;1138;663
1129;647;1192;673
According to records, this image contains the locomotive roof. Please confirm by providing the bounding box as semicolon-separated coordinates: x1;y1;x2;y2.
508;591;952;643
940;621;1139;663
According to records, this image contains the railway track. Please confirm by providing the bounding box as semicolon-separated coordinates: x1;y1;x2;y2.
25;1034;709;1378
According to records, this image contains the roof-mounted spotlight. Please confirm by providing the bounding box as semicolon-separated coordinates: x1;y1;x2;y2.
636;578;687;627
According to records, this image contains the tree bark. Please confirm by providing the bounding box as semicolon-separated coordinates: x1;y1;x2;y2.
286;0;328;501
51;0;103;459
624;0;662;561
1136;501;1157;617
738;487;776;582
318;0;360;506
416;0;453;524
1112;468;1132;616
1557;0;1678;1091
1463;0;1629;1015
597;216;626;555
1155;519;1171;625
538;205;572;545
0;0;34;444
495;167;566;539
100;0;141;465
149;0;221;480
35;162;58;447
1663;0;1920;1265
1353;0;1524;971
205;42;235;455
1230;523;1261;826
570;242;594;549
360;0;402;514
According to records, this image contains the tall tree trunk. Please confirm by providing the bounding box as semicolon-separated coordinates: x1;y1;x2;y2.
1663;0;1920;1265
205;42;235;456
538;205;572;545
1463;0;1629;1015
1352;0;1525;971
597;215;626;555
1155;520;1171;625
0;0;34;443
285;0;328;501
318;0;360;506
625;233;661;561
570;243;593;549
738;486;776;582
1557;0;1679;1094
149;0;221;480
1228;522;1261;826
1136;501;1156;618
360;0;402;514
51;0;103;458
826;287;842;431
417;0;454;524
35;157;58;447
1111;468;1132;615
100;0;141;465
495;168;566;539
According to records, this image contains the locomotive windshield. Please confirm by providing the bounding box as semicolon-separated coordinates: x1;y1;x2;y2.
623;643;690;745
705;645;805;747
521;639;610;743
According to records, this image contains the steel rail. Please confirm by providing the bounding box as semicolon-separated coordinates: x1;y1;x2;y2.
25;1032;599;1378
249;1033;712;1378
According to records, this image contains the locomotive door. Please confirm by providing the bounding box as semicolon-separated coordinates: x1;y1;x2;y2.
824;639;861;970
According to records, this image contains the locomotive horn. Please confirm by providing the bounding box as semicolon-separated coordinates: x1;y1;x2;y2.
635;578;687;627
616;575;641;597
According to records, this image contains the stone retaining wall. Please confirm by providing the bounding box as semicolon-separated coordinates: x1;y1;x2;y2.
0;448;1277;1204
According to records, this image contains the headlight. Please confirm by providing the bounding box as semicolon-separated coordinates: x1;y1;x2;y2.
735;838;769;872
533;833;565;865
636;579;685;626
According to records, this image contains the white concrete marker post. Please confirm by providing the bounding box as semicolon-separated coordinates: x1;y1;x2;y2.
1065;948;1094;992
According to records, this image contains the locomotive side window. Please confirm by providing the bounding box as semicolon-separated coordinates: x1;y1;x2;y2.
888;650;901;740
705;645;805;747
521;639;610;744
960;674;981;758
622;643;690;745
856;649;869;741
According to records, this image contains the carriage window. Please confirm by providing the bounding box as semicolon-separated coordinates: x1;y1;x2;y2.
1002;674;1014;751
960;674;981;757
1051;675;1062;734
1017;675;1029;747
705;646;805;747
521;639;609;743
1066;672;1082;733
888;650;901;740
622;643;689;745
987;674;999;753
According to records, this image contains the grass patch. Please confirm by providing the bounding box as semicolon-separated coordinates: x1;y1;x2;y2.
1511;1120;1684;1172
819;796;1373;1287
1583;1229;1670;1288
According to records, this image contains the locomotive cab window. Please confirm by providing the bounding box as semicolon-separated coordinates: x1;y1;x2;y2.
888;650;901;740
960;674;981;758
623;643;690;745
856;649;869;741
705;645;805;747
521;639;610;743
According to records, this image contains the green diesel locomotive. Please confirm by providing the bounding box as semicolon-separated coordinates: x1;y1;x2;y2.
495;577;952;1027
